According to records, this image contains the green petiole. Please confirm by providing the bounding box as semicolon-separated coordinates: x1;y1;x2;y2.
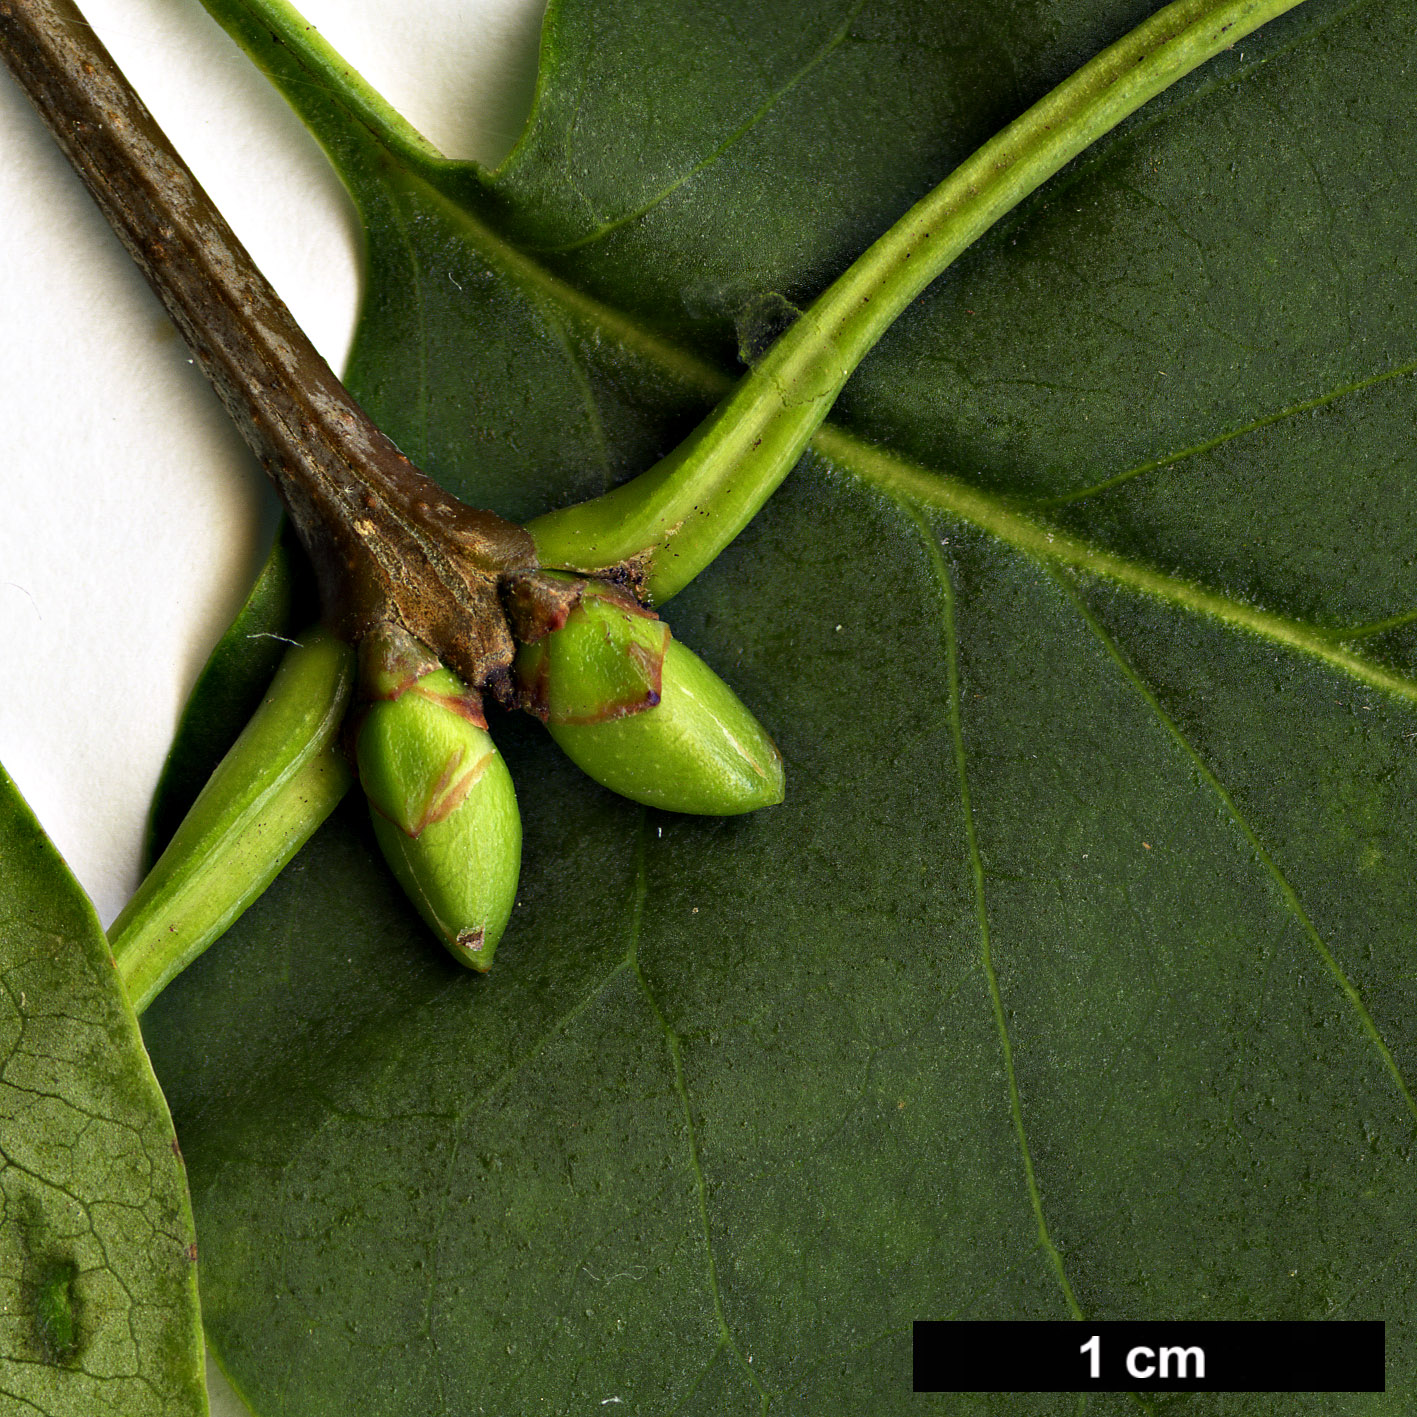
109;629;354;1012
527;0;1308;603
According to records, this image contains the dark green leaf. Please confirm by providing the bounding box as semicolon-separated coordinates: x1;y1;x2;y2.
144;0;1417;1411
0;763;207;1416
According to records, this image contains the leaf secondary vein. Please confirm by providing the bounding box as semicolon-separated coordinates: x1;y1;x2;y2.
912;508;1085;1321
523;0;870;255
626;819;768;1407
366;162;1417;706
377;192;435;467
1058;572;1417;1129
523;0;1318;600
1026;357;1417;508
530;295;615;488
836;424;1417;704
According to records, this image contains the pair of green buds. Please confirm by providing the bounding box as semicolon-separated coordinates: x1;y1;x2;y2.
353;576;782;971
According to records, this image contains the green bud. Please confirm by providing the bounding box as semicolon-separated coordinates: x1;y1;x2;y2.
514;579;784;815
355;626;520;971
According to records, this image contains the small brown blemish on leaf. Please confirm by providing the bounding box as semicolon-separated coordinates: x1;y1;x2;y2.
187;1242;199;1263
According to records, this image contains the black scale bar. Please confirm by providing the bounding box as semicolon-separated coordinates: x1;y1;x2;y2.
913;1321;1385;1393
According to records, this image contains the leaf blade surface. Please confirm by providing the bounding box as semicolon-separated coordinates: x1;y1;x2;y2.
145;0;1417;1410
0;764;207;1417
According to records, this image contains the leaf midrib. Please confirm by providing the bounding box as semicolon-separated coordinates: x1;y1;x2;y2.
383;163;1417;709
212;0;1417;707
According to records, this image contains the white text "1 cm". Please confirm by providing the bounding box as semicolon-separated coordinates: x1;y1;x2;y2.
1080;1334;1206;1380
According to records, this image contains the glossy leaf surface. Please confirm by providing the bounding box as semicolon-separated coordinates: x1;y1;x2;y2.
0;765;206;1416
142;0;1417;1411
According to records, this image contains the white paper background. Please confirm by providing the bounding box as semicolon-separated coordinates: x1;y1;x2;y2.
0;1;546;1409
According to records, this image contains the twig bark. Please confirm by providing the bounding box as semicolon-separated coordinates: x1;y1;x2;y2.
0;0;536;698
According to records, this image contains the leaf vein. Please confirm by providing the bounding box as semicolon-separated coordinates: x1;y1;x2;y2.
385;170;1417;703
627;817;768;1408
532;297;614;489
381;193;434;464
531;0;869;255
1026;357;1417;508
830;424;1417;705
1058;572;1417;1129
909;507;1084;1321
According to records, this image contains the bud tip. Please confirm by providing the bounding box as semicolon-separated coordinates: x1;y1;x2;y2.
453;925;492;972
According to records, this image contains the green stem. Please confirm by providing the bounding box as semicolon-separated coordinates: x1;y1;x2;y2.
109;630;354;1013
215;0;443;167
528;0;1307;603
